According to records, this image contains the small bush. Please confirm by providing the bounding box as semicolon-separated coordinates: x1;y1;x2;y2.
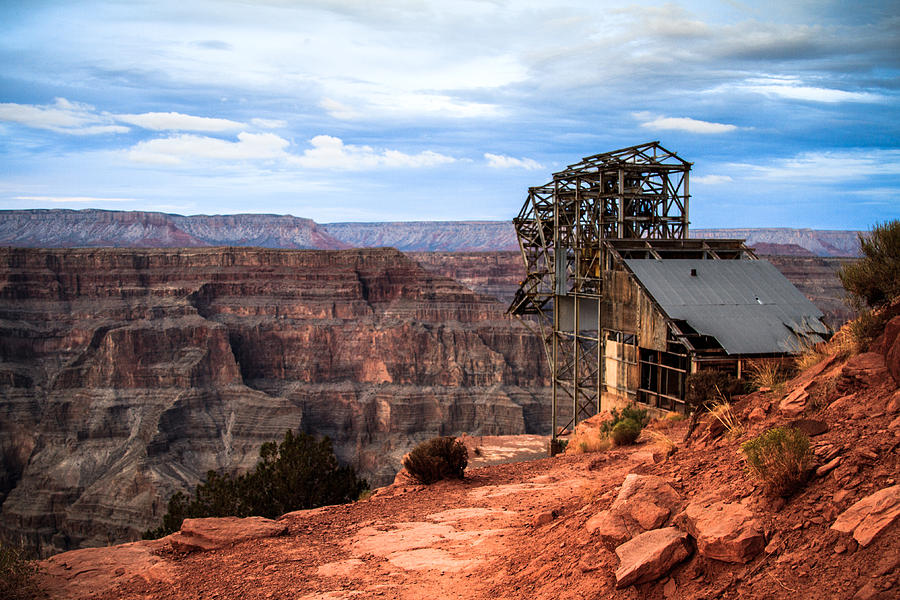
403;436;468;484
741;427;813;497
144;431;367;539
601;404;649;434
0;540;39;600
838;220;900;309
685;371;743;407
848;308;890;352
610;418;642;446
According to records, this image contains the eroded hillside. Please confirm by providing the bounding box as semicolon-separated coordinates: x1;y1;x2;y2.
0;247;550;555
36;317;900;599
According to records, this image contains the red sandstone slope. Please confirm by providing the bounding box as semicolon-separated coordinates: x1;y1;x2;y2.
37;319;900;599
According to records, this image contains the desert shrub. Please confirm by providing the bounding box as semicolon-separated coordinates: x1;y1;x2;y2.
838;220;900;309
145;431;367;538
610;418;642;446
601;404;649;434
685;371;744;407
848;308;890;352
0;540;39;600
402;436;468;484
741;427;813;497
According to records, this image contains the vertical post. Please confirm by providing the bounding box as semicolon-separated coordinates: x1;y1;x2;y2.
616;168;625;238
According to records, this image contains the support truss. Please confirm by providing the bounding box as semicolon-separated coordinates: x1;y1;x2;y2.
508;142;691;441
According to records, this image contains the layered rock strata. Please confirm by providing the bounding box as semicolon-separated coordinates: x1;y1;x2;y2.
0;247;549;555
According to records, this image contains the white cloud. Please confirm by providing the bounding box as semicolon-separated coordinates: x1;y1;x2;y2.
484;153;543;170
291;135;455;170
731;149;900;181
0;98;129;135
127;132;290;164
13;195;137;203
125;132;455;171
251;117;287;129
692;175;734;184
739;77;881;103
116;112;245;132
320;98;360;120
638;114;738;134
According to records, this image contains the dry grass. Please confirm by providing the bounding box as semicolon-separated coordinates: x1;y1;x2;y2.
644;429;677;457
709;399;744;439
573;434;613;454
651;412;686;431
744;358;792;390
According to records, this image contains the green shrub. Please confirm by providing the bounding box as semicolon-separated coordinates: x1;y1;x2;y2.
741;427;813;497
610;418;642;446
685;371;744;407
144;431;367;539
601;404;649;434
0;540;38;600
402;436;468;484
838;220;900;309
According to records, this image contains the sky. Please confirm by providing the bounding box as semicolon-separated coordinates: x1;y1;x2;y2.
0;0;898;228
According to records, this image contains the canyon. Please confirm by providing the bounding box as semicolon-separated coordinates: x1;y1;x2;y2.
0;209;862;257
0;247;549;556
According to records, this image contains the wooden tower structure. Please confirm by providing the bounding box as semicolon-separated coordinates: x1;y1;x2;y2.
508;141;692;442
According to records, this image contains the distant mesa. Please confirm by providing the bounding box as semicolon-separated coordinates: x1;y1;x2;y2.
0;209;861;256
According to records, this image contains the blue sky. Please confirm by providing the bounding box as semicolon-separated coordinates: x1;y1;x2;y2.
0;0;898;227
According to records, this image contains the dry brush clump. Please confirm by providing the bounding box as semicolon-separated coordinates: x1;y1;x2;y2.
708;400;744;439
0;540;39;600
402;436;468;484
741;427;813;498
744;358;793;391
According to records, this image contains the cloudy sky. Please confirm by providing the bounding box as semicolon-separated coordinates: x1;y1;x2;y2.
0;0;898;227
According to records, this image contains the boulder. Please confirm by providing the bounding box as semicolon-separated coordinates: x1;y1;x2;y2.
832;485;900;547
585;510;630;547
614;527;692;588
679;501;765;563
611;474;681;513
169;516;287;553
787;418;828;437
780;387;809;418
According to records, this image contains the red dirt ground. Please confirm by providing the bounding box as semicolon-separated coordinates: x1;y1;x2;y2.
37;350;900;600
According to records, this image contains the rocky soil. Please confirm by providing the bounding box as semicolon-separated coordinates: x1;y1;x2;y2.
0;247;549;555
35;317;900;599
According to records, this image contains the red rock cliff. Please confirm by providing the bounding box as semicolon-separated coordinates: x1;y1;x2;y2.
0;247;550;556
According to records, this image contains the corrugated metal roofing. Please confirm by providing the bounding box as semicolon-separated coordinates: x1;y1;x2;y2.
624;259;829;355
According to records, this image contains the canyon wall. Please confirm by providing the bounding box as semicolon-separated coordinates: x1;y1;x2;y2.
0;247;550;555
0;210;863;256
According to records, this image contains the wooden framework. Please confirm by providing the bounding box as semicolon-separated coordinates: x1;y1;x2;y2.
508;142;692;441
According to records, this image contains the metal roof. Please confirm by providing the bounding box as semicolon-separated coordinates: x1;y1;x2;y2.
624;258;829;355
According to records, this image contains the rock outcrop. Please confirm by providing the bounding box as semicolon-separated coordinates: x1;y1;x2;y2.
0;247;550;555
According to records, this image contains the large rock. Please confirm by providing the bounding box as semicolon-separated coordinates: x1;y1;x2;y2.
680;501;765;563
586;474;682;547
168;516;287;553
832;485;900;547
0;247;551;556
614;527;693;588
